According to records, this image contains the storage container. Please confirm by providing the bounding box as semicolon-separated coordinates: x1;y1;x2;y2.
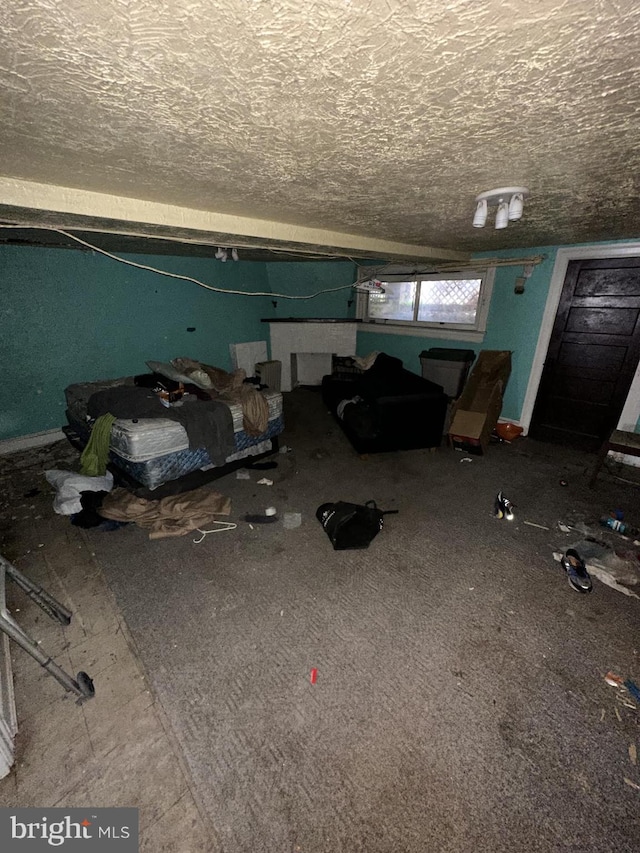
255;360;282;391
419;348;475;399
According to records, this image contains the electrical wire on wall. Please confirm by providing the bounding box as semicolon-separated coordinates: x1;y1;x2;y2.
0;223;545;298
0;224;373;300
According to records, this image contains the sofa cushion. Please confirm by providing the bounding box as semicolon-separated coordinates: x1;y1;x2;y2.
342;400;381;442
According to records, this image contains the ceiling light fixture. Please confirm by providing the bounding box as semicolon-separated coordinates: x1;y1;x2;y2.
508;192;524;221
473;187;529;230
495;200;509;230
472;199;488;228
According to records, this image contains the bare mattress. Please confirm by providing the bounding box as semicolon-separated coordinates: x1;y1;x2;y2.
65;378;284;490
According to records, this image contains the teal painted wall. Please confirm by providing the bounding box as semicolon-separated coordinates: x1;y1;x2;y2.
356;241;640;423
0;245;271;440
479;246;558;420
355;245;557;421
266;261;357;320
5;239;640;440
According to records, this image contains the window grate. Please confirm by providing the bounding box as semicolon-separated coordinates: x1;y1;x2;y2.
357;266;494;339
418;279;481;324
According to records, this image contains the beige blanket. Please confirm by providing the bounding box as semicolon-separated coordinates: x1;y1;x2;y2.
100;486;231;540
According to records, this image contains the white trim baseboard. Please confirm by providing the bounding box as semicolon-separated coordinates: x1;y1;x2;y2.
609;451;640;469
0;428;65;456
520;242;640;434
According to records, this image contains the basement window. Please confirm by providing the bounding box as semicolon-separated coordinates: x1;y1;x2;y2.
356;267;495;342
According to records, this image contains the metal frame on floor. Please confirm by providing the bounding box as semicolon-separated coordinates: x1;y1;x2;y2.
0;554;95;704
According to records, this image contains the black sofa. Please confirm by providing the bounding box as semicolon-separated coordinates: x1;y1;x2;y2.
321;353;448;453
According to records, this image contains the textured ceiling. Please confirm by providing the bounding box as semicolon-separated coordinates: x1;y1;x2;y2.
1;0;640;258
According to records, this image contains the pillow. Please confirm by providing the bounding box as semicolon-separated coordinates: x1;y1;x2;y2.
145;360;213;390
171;357;216;390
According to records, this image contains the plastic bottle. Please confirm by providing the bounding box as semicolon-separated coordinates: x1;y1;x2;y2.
600;516;638;537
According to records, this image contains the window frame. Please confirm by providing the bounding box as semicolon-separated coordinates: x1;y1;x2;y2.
356;266;495;343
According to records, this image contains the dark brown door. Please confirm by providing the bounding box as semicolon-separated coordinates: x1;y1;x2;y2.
529;257;640;450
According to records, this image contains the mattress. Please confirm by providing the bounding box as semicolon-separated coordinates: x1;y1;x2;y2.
64;379;285;490
109;391;283;462
108;422;282;491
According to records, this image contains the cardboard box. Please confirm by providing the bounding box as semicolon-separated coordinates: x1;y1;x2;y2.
448;350;512;454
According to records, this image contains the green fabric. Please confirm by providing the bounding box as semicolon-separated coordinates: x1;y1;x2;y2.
80;413;116;477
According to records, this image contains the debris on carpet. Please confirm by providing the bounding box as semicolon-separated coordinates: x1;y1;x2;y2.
552;536;640;598
604;671;640;710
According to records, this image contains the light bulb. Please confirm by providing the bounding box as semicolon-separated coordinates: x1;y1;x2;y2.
495;200;509;229
508;193;524;221
472;199;488;228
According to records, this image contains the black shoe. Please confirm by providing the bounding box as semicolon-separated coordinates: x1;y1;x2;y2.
561;549;592;593
495;491;515;521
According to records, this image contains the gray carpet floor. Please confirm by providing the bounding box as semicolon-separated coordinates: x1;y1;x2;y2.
88;389;640;852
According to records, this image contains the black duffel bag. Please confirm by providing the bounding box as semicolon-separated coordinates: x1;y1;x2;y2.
316;500;398;550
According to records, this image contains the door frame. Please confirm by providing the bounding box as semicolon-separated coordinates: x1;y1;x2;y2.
521;242;640;438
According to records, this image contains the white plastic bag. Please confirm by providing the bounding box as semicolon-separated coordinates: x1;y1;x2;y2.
44;469;114;515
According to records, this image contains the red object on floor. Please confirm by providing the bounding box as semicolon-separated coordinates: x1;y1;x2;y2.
310;668;318;684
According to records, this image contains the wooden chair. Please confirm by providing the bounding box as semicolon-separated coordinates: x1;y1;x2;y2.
589;429;640;488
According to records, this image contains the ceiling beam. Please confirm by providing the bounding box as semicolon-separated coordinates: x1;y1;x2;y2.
0;177;470;263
